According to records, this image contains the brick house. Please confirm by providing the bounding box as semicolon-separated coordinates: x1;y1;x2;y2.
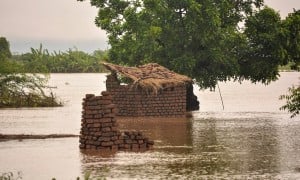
102;63;199;117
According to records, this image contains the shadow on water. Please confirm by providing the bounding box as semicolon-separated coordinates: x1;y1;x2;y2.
191;117;280;176
79;115;300;179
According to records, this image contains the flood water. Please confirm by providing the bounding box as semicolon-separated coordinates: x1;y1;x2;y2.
0;72;300;179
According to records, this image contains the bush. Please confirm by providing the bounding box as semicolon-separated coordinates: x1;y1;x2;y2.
280;86;300;118
0;73;62;108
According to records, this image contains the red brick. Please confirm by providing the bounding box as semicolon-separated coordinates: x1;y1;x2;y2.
111;145;118;151
104;104;116;109
99;100;112;105
98;137;111;142
101;91;110;96
139;143;147;149
101;127;111;132
93;123;101;128
125;139;133;144
99;118;112;123
102;132;115;137
124;144;131;149
101;141;114;146
111;136;118;141
94;132;102;136
102;122;113;127
114;139;124;145
132;144;139;149
85;94;95;99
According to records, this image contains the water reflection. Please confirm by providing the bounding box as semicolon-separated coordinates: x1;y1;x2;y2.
117;117;193;148
80;117;194;179
79;115;299;179
80;150;117;179
192;117;280;176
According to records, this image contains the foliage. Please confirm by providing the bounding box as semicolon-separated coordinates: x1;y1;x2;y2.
0;171;22;180
0;37;108;108
279;9;300;118
77;0;271;89
281;9;300;71
0;37;12;61
0;39;62;108
12;45;108;73
280;86;300;118
279;62;300;72
78;0;300;89
0;73;62;108
241;7;286;84
0;59;24;74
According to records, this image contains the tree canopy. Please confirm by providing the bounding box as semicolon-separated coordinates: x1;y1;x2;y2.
78;0;299;89
241;7;285;84
0;39;62;108
0;37;12;61
282;9;300;71
280;86;300;118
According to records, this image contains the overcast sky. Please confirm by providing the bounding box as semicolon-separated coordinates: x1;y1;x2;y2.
0;0;299;54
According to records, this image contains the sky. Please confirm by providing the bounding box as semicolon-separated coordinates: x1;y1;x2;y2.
0;0;299;54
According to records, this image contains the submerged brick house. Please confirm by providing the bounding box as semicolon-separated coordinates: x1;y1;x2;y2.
102;63;199;117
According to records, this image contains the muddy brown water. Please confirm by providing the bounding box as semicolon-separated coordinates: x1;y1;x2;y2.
0;73;299;179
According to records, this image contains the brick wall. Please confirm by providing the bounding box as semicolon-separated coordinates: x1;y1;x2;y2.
80;91;154;151
106;73;187;117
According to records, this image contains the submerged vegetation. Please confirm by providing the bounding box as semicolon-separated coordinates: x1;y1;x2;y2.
0;37;62;108
0;35;109;108
280;86;300;118
0;172;22;180
0;73;62;108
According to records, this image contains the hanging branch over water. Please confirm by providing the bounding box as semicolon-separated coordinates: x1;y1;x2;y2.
0;73;63;108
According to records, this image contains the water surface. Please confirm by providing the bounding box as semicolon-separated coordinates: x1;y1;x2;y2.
0;72;299;179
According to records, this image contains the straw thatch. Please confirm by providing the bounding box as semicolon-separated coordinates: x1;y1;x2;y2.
102;62;192;92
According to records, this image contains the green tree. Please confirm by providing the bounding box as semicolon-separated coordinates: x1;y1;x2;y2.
282;9;300;70
240;7;287;84
23;44;50;73
0;38;61;108
0;73;62;107
78;0;296;89
14;46;108;73
280;10;300;118
280;86;300;118
0;37;12;60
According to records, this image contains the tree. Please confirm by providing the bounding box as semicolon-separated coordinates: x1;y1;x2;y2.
0;37;12;60
280;10;300;118
0;73;62;107
78;0;297;89
280;86;300;118
240;7;287;84
282;9;300;70
0;38;62;108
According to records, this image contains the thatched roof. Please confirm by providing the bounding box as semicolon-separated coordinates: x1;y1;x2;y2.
102;62;192;92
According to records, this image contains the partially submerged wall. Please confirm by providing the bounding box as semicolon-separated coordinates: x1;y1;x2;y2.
106;74;187;117
80;91;154;151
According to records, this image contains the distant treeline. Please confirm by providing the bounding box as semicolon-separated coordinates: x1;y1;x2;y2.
8;44;108;73
0;39;108;107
